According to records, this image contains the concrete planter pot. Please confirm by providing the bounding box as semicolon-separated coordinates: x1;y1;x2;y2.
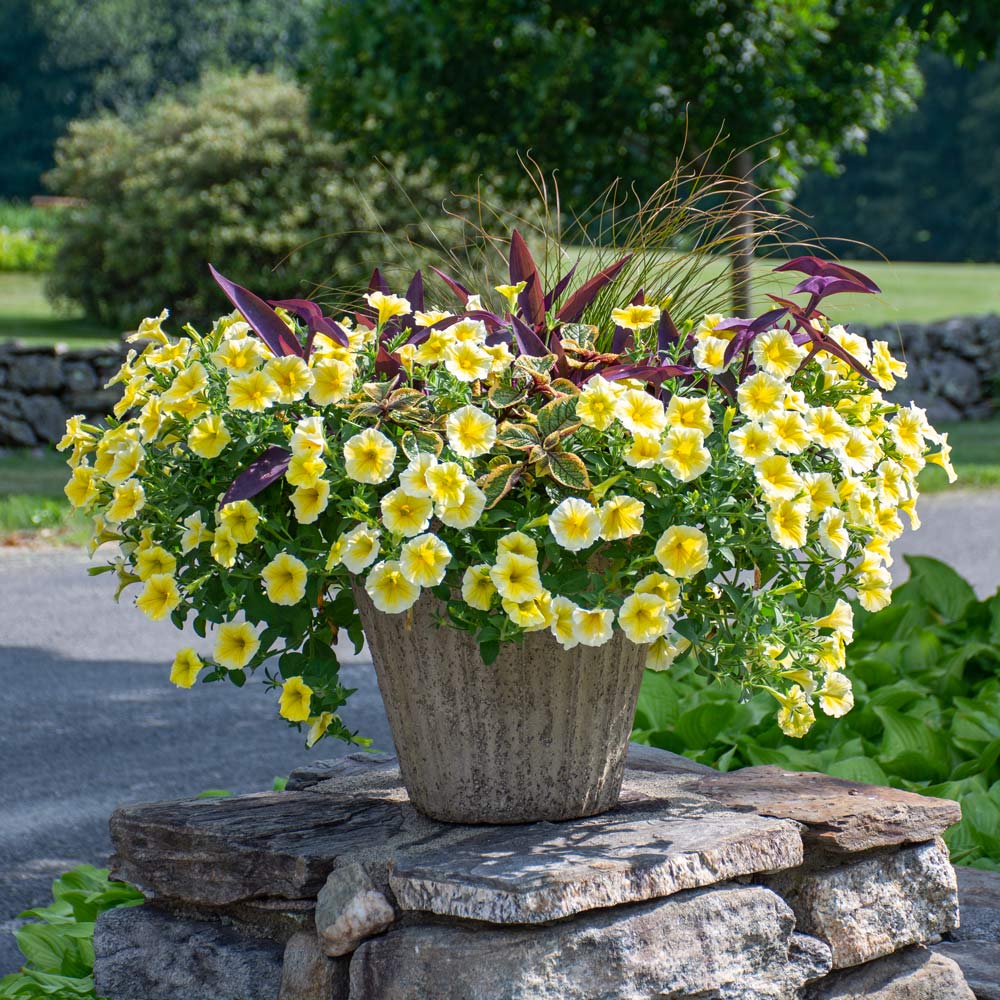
353;585;647;824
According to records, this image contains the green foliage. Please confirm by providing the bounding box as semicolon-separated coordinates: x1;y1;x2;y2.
0;203;58;273
307;1;922;206
633;556;1000;868
796;51;1000;262
0;0;318;199
44;72;481;329
0;865;143;1000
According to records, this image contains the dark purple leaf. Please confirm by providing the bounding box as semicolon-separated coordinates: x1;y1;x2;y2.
656;307;681;357
430;266;471;305
774;256;880;294
510;314;549;358
367;268;391;297
269;298;350;354
209;265;303;358
630;288;646;305
594;363;694;385
555;254;633;323
219;446;291;509
375;346;403;380
406;270;425;314
509;229;546;328
543;263;578;312
789;275;878;299
723;329;753;367
611;326;633;354
749;307;789;333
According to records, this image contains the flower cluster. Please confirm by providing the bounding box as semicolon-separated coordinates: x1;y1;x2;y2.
61;244;954;744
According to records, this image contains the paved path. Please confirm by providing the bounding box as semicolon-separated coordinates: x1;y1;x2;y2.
0;488;998;973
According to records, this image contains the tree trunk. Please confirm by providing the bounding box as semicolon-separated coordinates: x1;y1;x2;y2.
731;150;756;316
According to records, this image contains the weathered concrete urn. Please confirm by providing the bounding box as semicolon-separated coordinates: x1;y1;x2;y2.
352;585;647;824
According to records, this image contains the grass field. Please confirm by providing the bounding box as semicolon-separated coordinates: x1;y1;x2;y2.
3;258;1000;349
0;273;117;347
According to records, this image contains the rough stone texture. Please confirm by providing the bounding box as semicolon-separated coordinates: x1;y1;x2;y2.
110;766;803;925
286;752;398;792
280;931;349;1000
933;941;1000;1000
625;741;717;775
688;765;962;853
950;866;1000;943
806;945;976;1000
315;863;396;957
389;795;803;924
765;838;959;970
353;583;648;824
0;342;127;446
93;904;284;1000
348;884;833;1000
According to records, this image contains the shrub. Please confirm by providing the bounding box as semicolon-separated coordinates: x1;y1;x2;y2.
0;202;58;272
45;72;485;330
633;556;1000;869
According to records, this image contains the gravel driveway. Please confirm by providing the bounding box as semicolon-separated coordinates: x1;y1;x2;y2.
0;487;998;974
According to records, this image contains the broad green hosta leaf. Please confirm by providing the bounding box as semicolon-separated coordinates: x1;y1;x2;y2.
827;756;890;785
903;555;978;621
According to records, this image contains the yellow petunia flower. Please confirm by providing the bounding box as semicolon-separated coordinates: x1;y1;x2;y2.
364;291;411;326
65;465;99;509
728;422;776;464
693;336;729;374
616;388;667;436
137;397;164;443
279;676;314;722
105;479;146;523
611;303;661;332
136;573;181;621
343;428;396;485
570;607;615;647
438;483;487;530
162;361;209;405
766;499;809;550
400;453;438;497
497;531;538;559
661;426;711;482
214;621;260;670
366;560;421;614
737;372;786;422
494;281;527;310
169;648;202;689
665;395;713;437
549;497;601;552
425;461;469;506
188;414;231;459
309;359;354;406
764;411;809;455
805;406;850;449
624;432;663;469
291;480;331;524
105;441;144;486
502;594;552;629
754;455;805;502
857;568;892;612
340;524;381;574
227;370;280;412
635;573;681;614
490;551;544;604
212;336;265;375
414;309;451;328
286;452;326;489
751;329;807;379
414;329;455;365
381;487;433;537
461;564;497;611
773;685;816;738
218;500;260;545
815;598;855;643
549;595;579;650
306;712;335;748
262;552;308;606
817;671;854;717
290;415;326;457
655;525;709;579
646;635;689;671
870;341;907;391
835;428;879;476
399;533;452;587
576;377;620;431
444;341;492;382
211;524;238;568
599;495;644;541
135;545;176;581
445;405;497;458
817;508;850;559
265;356;315;403
618;593;670;645
180;511;212;553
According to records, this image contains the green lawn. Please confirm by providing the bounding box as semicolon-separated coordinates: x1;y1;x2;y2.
0;273;117;347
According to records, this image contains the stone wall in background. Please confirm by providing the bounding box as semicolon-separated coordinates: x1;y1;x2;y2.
859;315;1000;423
0;313;997;448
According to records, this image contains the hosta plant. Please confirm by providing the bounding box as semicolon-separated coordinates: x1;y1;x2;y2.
60;235;954;746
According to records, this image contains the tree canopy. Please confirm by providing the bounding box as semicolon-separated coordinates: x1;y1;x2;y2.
307;1;923;209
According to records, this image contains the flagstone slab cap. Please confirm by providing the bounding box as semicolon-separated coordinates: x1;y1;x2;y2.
388;797;803;924
110;765;803;922
687;766;962;853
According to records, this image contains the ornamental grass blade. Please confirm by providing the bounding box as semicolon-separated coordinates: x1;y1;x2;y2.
555;254;632;323
509;229;546;328
543;262;578;312
219;445;291;509
209;265;303;358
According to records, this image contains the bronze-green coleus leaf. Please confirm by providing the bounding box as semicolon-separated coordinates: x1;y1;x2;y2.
488;380;529;409
400;428;444;460
496;422;540;451
537;395;579;440
545;450;591;490
478;462;522;508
